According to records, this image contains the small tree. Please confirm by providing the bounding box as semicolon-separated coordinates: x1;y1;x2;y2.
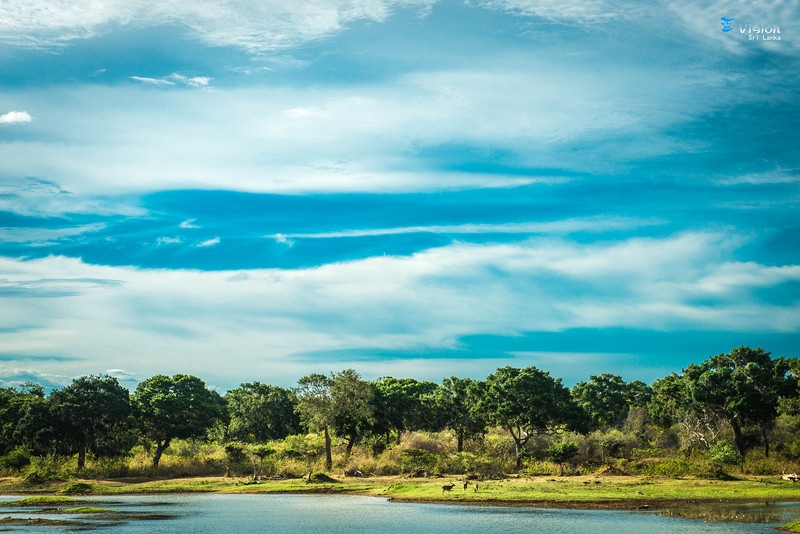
433;377;486;452
544;442;580;475
707;441;743;477
295;374;335;470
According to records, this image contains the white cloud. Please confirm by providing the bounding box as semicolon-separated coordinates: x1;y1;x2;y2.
0;231;796;386
194;237;220;247
0;223;106;245
716;168;800;185
129;76;175;86
0;178;145;218
266;216;663;240
130;73;212;88
0;57;707;199
274;233;295;247
167;74;212;87
179;218;200;229
156;236;183;246
475;0;629;23
0;0;438;52
0;111;32;124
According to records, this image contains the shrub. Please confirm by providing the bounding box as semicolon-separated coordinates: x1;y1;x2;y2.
709;442;743;467
400;449;436;473
61;482;93;494
307;471;338;483
544;443;580;475
0;446;32;471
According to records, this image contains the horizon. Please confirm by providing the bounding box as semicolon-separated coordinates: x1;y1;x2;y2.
0;1;798;392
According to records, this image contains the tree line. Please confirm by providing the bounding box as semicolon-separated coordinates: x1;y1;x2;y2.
1;346;797;472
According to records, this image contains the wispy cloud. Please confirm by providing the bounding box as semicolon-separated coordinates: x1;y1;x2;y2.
716;168;800;185
0;178;145;217
130;73;212;88
266;216;663;240
0;0;437;52
475;0;628;23
0;223;106;245
0;230;796;385
0;111;32;124
156;236;183;246
179;219;201;229
194;237;220;247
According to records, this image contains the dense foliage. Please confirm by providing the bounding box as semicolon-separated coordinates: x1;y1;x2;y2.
1;346;798;479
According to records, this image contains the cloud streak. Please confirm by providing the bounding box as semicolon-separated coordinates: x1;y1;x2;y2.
265;216;664;240
0;230;796;385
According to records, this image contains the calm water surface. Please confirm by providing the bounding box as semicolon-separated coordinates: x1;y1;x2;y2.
2;494;800;533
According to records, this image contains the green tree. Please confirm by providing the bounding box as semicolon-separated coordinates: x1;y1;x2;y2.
134;374;223;467
544;442;580;475
295;373;335;470
330;369;375;457
47;375;131;469
572;373;653;430
373;377;439;444
226;383;300;442
432;377;486;452
480;366;588;468
0;383;44;454
683;346;794;457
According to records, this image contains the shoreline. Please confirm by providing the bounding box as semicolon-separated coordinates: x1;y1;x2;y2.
3;474;800;512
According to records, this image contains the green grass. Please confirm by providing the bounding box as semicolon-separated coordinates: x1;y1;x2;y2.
0;495;89;507
778;520;800;533
62;506;118;514
1;474;800;510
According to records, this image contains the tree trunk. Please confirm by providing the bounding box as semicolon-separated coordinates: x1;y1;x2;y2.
762;425;770;458
324;425;332;471
731;420;746;457
152;439;171;467
396;430;402;445
457;429;464;453
77;444;86;469
514;441;522;469
345;430;357;457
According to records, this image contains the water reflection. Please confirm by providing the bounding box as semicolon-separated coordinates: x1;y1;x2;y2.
660;501;800;523
1;494;799;533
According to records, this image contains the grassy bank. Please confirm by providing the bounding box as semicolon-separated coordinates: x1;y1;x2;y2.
2;474;800;510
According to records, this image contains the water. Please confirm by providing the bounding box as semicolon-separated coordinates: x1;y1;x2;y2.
1;494;799;533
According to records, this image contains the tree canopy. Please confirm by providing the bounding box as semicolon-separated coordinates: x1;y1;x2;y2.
48;375;131;469
134;374;222;467
480;366;588;466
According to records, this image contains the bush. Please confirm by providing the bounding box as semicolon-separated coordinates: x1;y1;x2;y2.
61;482;93;494
0;446;32;471
709;442;743;467
306;471;339;483
544;443;580;475
400;449;436;473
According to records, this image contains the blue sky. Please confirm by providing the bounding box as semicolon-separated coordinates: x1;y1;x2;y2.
0;0;798;392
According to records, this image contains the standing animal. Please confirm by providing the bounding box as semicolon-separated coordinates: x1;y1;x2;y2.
442;484;455;494
473;483;478;493
463;481;468;493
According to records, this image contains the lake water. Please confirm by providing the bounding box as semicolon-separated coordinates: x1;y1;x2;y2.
2;494;800;533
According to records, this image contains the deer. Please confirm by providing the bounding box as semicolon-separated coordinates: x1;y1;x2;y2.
463;481;468;493
473;482;478;493
441;484;455;494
